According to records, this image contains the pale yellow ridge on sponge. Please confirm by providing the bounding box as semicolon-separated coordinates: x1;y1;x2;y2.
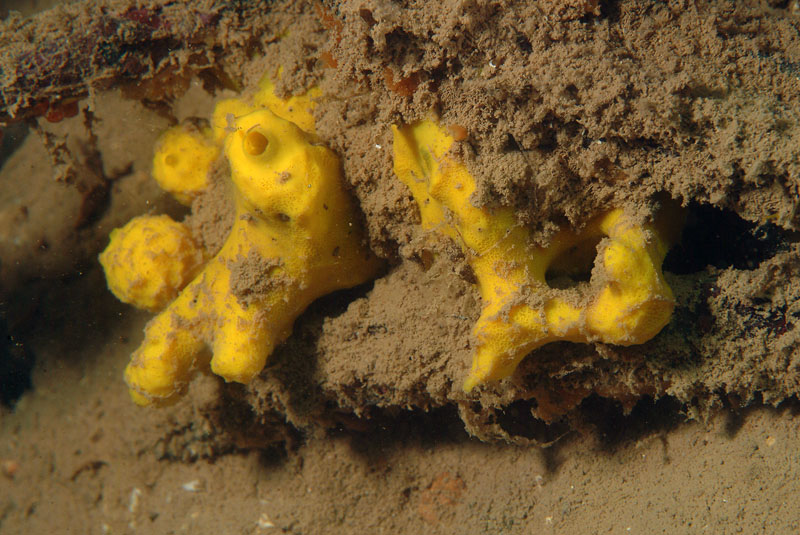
211;72;320;143
392;120;681;393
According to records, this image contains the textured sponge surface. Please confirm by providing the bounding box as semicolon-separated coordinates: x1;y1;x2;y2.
99;215;205;312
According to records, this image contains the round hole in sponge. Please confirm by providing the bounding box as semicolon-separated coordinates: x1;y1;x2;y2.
244;131;268;155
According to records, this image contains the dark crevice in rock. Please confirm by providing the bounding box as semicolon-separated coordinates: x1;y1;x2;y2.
664;203;797;274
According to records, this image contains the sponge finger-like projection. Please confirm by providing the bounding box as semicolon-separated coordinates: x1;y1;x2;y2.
392;120;682;393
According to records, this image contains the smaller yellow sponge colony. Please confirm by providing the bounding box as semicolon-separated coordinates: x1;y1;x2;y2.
393;120;682;393
99;215;205;312
152;123;220;205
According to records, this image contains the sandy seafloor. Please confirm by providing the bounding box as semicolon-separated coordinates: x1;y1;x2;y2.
2;0;800;533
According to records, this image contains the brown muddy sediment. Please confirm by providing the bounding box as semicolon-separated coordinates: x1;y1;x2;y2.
222;0;800;440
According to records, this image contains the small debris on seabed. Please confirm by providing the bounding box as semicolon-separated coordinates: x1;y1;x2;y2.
257;512;276;529
128;487;142;514
1;459;19;479
181;479;205;492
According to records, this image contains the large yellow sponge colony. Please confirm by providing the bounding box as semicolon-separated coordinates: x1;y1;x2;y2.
124;109;380;405
102;74;379;406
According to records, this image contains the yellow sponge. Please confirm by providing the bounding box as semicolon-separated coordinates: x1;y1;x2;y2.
98;215;205;312
123;109;380;405
211;73;320;143
393;120;682;392
152;123;220;205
